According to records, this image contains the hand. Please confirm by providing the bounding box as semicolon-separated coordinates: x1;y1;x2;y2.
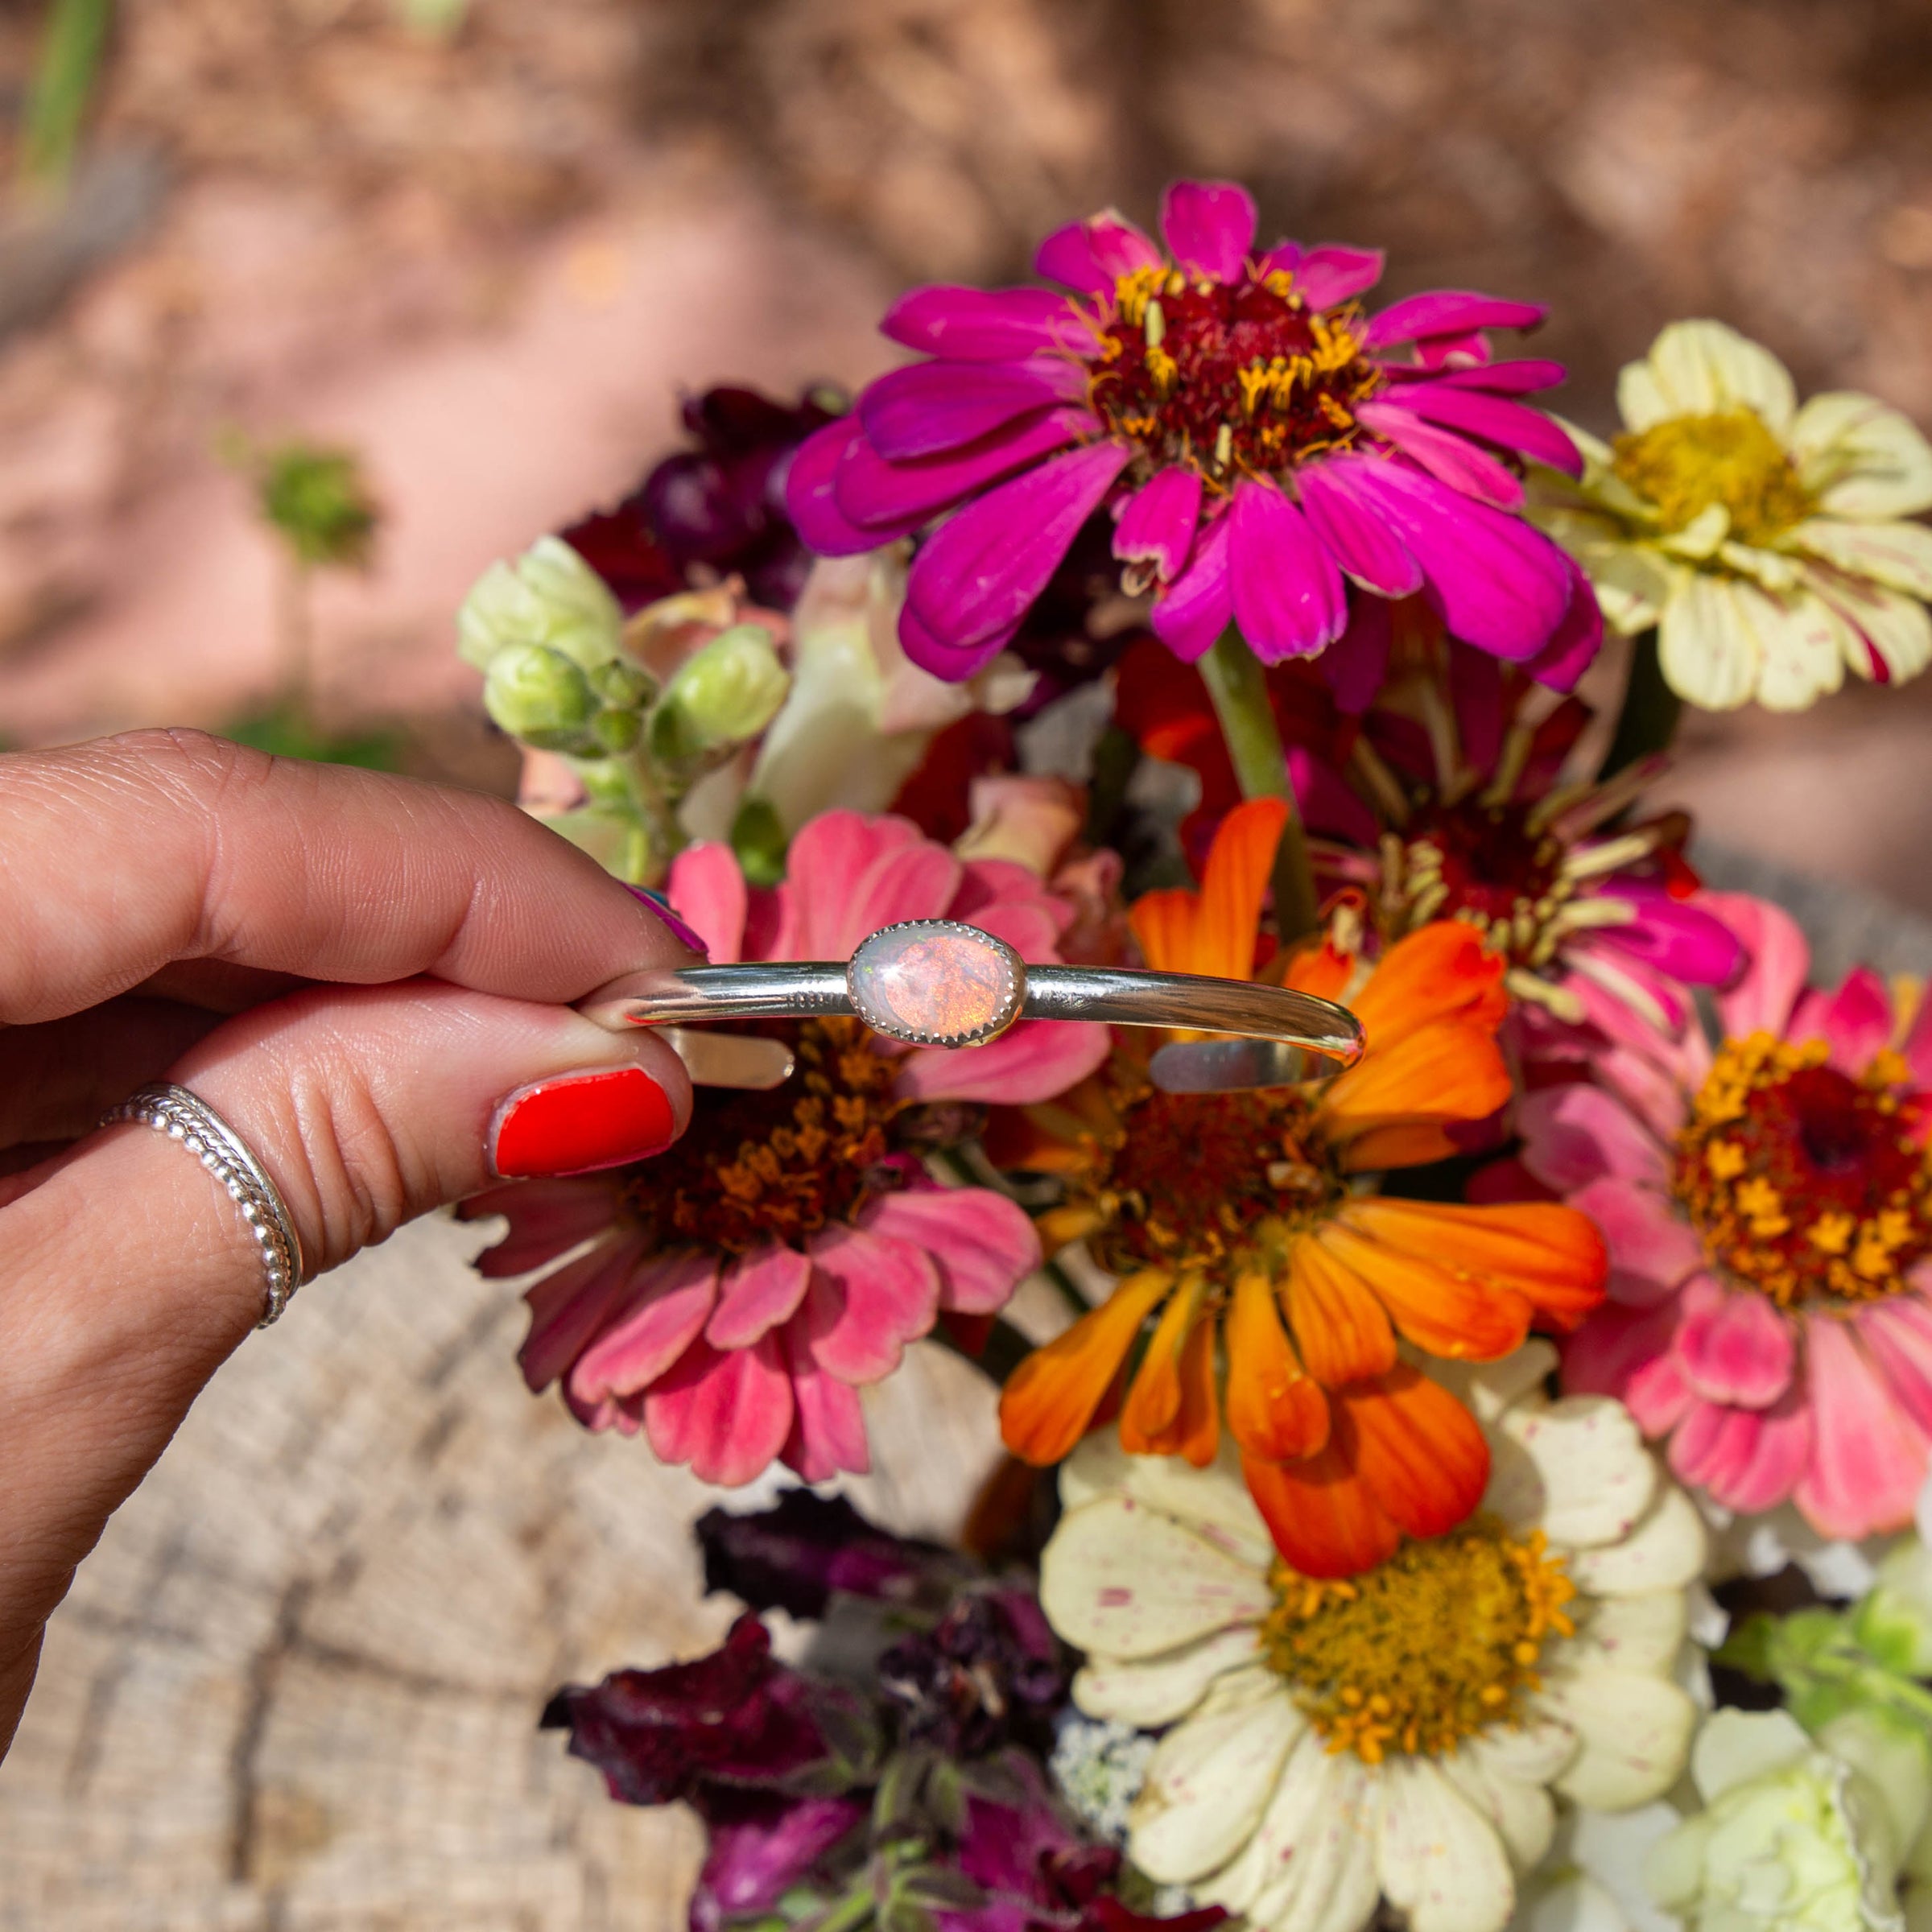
0;730;697;1754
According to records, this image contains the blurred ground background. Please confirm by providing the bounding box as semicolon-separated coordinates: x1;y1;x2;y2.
2;0;1932;898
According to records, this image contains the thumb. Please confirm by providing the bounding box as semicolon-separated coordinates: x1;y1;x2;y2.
0;979;690;1748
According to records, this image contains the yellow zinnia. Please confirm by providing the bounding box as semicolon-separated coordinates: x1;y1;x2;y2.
1534;319;1932;710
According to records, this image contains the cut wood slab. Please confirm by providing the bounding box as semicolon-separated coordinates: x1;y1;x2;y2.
0;1212;1009;1931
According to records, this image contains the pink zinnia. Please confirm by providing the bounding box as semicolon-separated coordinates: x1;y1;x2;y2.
1513;892;1932;1539
787;177;1592;679
465;811;1109;1488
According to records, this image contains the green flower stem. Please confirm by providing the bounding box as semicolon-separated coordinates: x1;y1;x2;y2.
617;744;682;888
1600;626;1682;779
1198;625;1319;941
15;0;114;196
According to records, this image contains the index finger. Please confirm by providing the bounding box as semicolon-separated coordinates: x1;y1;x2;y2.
0;730;696;1026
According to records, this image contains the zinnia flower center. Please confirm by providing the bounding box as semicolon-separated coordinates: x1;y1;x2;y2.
1082;1077;1339;1276
1389;805;1571;965
627;1018;916;1255
1261;1517;1576;1764
1670;1031;1932;1306
1610;409;1813;546
1090;265;1380;490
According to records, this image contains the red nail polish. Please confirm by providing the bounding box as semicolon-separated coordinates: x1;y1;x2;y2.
491;1067;675;1179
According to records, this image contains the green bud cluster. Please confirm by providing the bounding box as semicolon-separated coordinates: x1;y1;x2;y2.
457;538;792;883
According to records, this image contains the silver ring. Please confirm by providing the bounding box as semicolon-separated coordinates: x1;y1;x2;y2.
576;917;1365;1095
97;1083;306;1327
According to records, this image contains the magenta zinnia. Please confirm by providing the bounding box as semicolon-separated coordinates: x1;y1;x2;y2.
788;179;1591;679
465;811;1108;1488
1517;893;1932;1539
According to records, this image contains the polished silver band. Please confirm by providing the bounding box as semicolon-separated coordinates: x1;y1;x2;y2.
98;1083;306;1327
579;918;1364;1094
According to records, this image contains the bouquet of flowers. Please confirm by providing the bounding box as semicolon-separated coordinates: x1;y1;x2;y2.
456;181;1932;1932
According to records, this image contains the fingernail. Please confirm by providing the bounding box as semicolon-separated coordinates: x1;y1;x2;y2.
624;885;709;958
491;1067;676;1179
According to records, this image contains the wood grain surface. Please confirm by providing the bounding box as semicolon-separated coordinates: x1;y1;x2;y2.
0;1212;1010;1931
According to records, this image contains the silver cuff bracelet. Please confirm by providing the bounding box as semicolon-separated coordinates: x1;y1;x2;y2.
578;917;1364;1094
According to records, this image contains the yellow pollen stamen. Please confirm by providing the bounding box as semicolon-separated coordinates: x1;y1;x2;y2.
1610;408;1813;547
1261;1517;1575;1762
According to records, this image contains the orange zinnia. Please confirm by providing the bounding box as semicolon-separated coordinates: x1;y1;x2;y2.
994;798;1608;1578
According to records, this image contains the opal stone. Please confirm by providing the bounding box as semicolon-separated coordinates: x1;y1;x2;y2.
848;921;1019;1044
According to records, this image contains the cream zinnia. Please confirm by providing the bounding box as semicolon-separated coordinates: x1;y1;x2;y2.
1038;1348;1702;1932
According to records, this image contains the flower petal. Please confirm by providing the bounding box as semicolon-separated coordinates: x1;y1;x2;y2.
895;1016;1112;1105
1129;795;1286;980
1795;515;1932;598
859;1184;1039;1315
1377;1758;1517;1932
1318;454;1571;662
1637;320;1797;434
1161;180;1259;280
787;416;916;555
1291;244;1385;310
1034;210;1163;294
1243;1442;1402;1578
860;359;1080;461
1703;890;1810;1040
707;1243;815;1350
1286;1233;1398;1385
1358;398;1526;508
1151;505;1234;662
1788;964;1896;1073
778;809;959;957
880;284;1089;360
834;404;1088;528
1131;1674;1306;1884
1115;465;1204;584
1365;291;1546;349
1296;460;1423;596
799;1224;941;1385
1792;1315;1930;1539
1859;1293;1932;1436
1001;1271;1173;1464
1486;1393;1658;1549
1041;1494;1274;1660
1673;1276;1795;1407
473;1177;624;1280
1335;1366;1491;1539
565;1248;720;1403
1542;1668;1696;1810
1229;480;1348;662
642;1329;794;1485
1228;1269;1334;1460
1570;1176;1705;1307
905;439;1133;658
1518;1083;1670;1191
519;1237;643;1388
1657;574;1773;710
1313;1216;1533;1362
1391;384;1584;475
668;840;751;962
1666;1389;1811;1515
1792;390;1932;518
779;1323;872;1482
1074;1623;1264;1728
1561;1298;1685;1414
1565;1482;1707;1597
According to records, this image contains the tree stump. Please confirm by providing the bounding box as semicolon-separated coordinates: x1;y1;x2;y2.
0;1213;1011;1931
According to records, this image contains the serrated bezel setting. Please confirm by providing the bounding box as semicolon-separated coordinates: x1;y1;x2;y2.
846;919;1027;1049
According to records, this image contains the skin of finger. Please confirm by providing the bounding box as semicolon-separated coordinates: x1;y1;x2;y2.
0;996;223;1151
0;729;699;1026
0;980;692;1755
0;1129;262;1754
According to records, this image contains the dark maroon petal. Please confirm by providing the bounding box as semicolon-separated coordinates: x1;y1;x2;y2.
696;1488;965;1620
1228;479;1346;663
1389;384;1583;476
1112;465;1203;582
882;286;1092;361
691;1793;867;1932
1150;506;1232;662
1034;212;1163;294
1320;454;1570;661
1430;358;1568;396
1363;290;1548;349
1519;555;1605;691
861;361;1085;461
1159;180;1258;280
1292;244;1385;308
836;407;1089;529
557;510;685;613
906;439;1133;657
1356;399;1525;508
543;1613;848;1806
787;417;913;556
1295;459;1423;596
1320;592;1392;714
1084;1902;1230;1932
